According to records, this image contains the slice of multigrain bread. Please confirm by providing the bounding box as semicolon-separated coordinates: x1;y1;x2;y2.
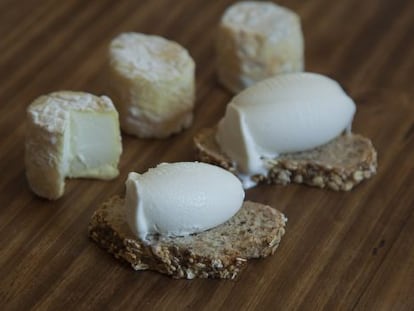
89;196;287;279
194;127;377;191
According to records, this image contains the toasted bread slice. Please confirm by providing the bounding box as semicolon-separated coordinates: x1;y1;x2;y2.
89;196;287;279
194;127;377;191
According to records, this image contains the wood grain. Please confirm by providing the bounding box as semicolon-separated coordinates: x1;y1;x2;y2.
1;1;414;310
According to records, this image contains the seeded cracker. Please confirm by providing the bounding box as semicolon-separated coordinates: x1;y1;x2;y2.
194;127;377;191
89;196;287;279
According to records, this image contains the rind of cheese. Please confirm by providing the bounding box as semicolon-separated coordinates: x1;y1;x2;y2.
216;1;304;93
108;32;195;138
25;91;122;200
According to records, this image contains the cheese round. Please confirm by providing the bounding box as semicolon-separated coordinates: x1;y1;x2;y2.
108;32;195;138
216;73;356;175
125;162;245;241
25;91;122;199
216;1;304;93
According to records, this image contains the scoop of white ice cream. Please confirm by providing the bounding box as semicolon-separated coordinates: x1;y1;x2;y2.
125;162;245;241
216;72;356;177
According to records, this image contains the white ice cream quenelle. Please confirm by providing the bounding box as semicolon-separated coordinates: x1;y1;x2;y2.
216;72;356;186
125;162;245;241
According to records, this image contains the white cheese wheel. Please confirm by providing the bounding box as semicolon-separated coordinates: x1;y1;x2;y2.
216;1;304;93
108;32;195;138
25;91;122;200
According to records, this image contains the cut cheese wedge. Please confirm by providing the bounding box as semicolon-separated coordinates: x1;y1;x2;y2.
25;91;122;200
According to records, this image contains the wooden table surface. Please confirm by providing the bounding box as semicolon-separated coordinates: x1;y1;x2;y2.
1;1;414;310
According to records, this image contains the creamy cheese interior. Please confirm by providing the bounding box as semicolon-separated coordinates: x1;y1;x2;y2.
25;91;122;200
216;72;356;184
65;112;120;179
125;162;245;241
